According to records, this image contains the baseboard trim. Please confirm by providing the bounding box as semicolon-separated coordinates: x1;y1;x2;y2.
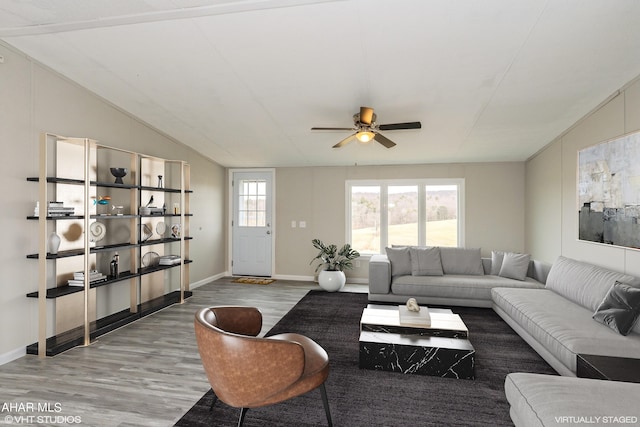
0;346;26;366
272;274;368;285
190;272;228;289
273;274;314;282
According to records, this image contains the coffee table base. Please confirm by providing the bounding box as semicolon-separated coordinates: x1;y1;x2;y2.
359;332;475;379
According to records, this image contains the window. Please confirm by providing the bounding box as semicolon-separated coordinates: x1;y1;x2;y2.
347;179;463;254
237;179;267;227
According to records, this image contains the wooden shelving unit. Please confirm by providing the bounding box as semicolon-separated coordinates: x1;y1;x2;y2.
26;133;193;356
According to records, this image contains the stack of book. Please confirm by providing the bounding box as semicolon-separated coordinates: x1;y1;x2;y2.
159;255;181;266
48;201;75;217
68;270;108;287
398;305;431;327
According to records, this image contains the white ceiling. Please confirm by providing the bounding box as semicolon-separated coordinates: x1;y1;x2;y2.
2;0;640;167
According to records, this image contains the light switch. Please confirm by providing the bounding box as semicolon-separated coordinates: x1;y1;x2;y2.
299;221;306;228
291;220;297;228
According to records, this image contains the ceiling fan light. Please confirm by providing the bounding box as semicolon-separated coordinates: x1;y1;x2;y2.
356;131;375;143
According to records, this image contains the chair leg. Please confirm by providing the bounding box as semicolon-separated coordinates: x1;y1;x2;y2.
319;383;333;427
209;388;218;412
237;407;249;427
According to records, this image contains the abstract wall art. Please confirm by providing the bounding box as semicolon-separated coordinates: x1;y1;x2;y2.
578;130;640;249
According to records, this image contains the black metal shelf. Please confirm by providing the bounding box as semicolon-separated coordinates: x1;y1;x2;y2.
140;236;193;247
25;290;193;356
28;177;192;193
27;176;140;190
27;214;139;220
26;215;84;220
140;185;193;193
139;213;193;218
26;242;140;259
26;261;192;298
26;236;193;260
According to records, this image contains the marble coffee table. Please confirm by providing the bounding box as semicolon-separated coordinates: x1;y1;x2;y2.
359;304;475;379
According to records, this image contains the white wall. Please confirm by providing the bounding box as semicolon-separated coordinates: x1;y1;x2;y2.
0;42;226;362
275;162;526;279
526;75;640;273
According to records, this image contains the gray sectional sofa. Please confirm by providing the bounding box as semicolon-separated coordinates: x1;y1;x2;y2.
493;256;640;425
368;246;550;307
368;250;640;425
505;373;640;427
492;256;640;376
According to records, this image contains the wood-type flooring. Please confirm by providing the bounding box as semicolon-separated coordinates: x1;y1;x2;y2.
0;278;366;426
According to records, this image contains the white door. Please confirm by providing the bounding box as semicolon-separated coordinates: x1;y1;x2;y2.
232;171;273;277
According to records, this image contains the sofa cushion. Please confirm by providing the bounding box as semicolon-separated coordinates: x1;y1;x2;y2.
491;251;505;275
409;247;443;276
385;247;412;277
593;281;640;336
492;287;640;373
393;274;542;302
505;373;640;427
439;247;484;275
499;252;531;281
545;256;640;312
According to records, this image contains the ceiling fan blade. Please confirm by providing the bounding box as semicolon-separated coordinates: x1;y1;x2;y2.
360;107;374;125
378;121;422;131
374;133;396;148
333;134;356;148
311;127;354;131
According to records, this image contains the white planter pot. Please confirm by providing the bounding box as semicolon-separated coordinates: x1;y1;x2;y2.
318;270;346;292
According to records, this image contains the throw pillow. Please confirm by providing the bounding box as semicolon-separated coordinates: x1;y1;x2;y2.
491;250;505;275
385;247;412;277
439;247;484;275
409;247;443;276
498;252;531;281
593;281;640;336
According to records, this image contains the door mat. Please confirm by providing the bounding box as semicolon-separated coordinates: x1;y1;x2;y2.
232;277;275;285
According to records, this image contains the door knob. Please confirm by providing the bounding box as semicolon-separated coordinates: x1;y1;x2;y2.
266;230;271;234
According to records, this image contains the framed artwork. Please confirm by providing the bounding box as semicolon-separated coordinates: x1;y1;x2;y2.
578;130;640;249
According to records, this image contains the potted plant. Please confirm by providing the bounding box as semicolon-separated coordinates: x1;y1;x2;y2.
310;238;360;292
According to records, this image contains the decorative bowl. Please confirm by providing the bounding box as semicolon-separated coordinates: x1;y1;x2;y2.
110;167;128;184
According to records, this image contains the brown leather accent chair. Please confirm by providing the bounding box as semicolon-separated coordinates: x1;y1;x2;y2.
194;306;332;427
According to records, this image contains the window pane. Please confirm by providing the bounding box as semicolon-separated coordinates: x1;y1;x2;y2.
388;185;418;246
425;185;458;246
257;181;266;195
256;211;266;227
351;186;380;253
248;181;257;195
257;195;266;211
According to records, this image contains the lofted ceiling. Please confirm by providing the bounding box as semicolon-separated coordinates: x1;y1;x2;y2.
2;0;640;167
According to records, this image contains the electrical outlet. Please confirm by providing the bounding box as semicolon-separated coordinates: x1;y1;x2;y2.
299;221;306;228
355;260;361;268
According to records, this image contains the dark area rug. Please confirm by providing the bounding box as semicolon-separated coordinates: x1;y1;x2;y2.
175;291;556;426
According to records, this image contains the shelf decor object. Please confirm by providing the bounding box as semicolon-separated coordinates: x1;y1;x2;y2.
48;232;61;254
110;167;128;184
89;222;106;242
26;133;193;357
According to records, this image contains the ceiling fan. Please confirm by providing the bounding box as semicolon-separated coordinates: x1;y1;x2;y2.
311;106;421;148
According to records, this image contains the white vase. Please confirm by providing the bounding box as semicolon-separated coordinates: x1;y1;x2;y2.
318;270;346;292
49;232;61;255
